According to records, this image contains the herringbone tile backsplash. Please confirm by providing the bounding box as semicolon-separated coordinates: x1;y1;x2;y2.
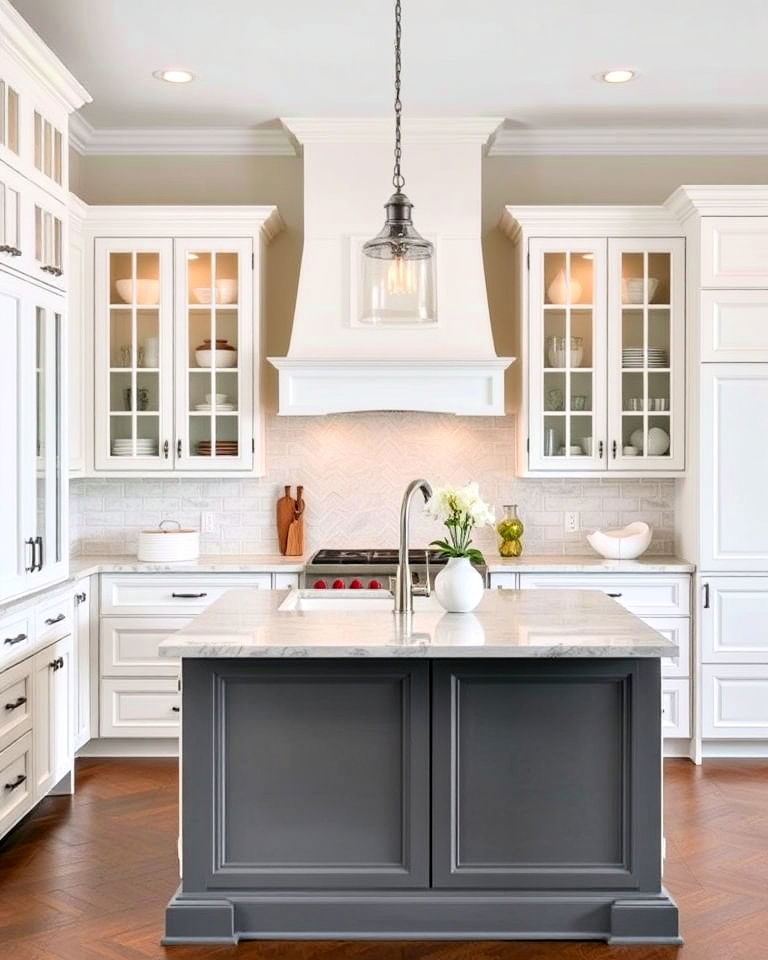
70;414;676;557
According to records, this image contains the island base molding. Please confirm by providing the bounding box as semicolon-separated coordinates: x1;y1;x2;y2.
163;888;681;944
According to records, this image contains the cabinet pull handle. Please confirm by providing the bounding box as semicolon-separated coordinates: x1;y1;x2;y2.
5;696;27;711
612;440;618;459
24;537;35;573
45;613;65;625
34;536;43;572
171;592;207;599
607;592;623;598
598;440;604;458
10;247;21;257
75;591;87;604
703;583;710;609
49;659;58;671
58;657;64;670
0;244;13;254
4;633;27;646
163;440;169;460
171;706;180;713
4;774;26;791
177;439;182;458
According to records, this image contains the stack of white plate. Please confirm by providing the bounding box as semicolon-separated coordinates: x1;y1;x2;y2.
111;439;158;457
622;348;667;368
194;403;236;412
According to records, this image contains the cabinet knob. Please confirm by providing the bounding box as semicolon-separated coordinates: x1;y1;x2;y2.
171;705;180;712
75;591;87;604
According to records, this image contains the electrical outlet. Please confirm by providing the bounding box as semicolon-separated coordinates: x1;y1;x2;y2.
201;511;215;534
564;511;580;533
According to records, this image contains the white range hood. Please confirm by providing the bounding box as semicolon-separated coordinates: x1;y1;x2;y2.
269;118;513;415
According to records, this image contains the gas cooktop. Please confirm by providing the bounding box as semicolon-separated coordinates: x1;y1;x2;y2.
309;549;446;566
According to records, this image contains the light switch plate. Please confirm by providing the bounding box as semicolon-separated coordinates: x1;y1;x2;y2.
564;511;580;533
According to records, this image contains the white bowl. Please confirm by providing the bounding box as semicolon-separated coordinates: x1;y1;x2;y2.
115;279;160;304
193;287;213;304
216;279;238;304
195;349;238;369
205;393;228;404
622;277;659;304
587;522;653;560
630;426;670;456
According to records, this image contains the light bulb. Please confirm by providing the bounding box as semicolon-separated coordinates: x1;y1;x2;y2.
386;257;416;296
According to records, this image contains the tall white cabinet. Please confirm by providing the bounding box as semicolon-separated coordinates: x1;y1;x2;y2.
669;187;768;756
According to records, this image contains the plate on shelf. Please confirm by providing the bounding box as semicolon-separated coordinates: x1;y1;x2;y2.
194;403;236;412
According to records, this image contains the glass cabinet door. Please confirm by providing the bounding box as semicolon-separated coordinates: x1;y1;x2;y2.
94;239;174;470
608;239;685;471
528;239;607;471
174;238;253;471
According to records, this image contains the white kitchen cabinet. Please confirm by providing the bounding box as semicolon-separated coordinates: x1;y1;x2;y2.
0;656;33;753
100;573;271;616
503;208;685;477
100;678;180;739
33;635;72;796
662;680;691;738
700;365;768;571
702;665;768;738
701;577;768;663
700;290;768;362
0;731;34;837
700;217;768;288
73;581;91;749
85;206;281;476
100;617;185;677
0;272;67;604
516;572;690;617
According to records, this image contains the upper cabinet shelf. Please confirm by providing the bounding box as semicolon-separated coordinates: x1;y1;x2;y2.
502;207;686;477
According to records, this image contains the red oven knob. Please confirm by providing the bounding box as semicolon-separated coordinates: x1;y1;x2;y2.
332;579;345;590
349;579;363;589
368;580;382;589
313;579;328;589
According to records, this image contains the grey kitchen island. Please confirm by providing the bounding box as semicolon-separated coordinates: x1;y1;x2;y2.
159;587;681;945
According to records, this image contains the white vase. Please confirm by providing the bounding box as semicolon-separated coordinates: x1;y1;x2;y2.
434;557;485;613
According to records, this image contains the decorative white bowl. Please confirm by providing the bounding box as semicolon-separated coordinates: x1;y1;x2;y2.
195;349;238;369
587;522;653;560
115;279;160;304
622;277;659;304
629;426;670;456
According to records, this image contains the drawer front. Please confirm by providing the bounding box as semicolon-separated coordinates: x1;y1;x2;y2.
701;290;768;362
701;217;768;287
272;573;300;590
0;731;34;838
489;573;517;590
100;617;187;677
518;574;690;616
702;665;768;738
0;658;33;753
648;617;691;679
100;574;272;616
35;595;73;645
100;678;180;738
701;577;768;663
0;612;32;666
662;680;690;739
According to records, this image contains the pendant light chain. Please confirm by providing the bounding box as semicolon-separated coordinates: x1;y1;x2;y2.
392;0;404;190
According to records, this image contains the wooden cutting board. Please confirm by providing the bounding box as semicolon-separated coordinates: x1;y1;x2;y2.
277;485;305;556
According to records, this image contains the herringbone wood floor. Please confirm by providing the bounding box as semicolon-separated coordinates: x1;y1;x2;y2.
0;758;766;959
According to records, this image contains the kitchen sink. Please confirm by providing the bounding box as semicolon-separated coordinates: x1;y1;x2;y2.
278;589;440;613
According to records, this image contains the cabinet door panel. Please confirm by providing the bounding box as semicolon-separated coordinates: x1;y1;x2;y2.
100;616;186;676
701;218;768;287
432;659;661;890
701;577;768;662
701;290;768;362
701;365;768;569
662;679;690;738
0;657;33;752
73;582;91;749
702;665;768;738
99;678;180;738
33;637;71;795
181;659;430;890
0;731;34;838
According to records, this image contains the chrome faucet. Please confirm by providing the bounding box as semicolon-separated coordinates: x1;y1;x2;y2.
394;479;433;615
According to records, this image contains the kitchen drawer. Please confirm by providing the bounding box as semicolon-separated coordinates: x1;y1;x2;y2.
517;573;690;617
0;731;34;838
100;574;271;616
489;573;516;590
0;611;32;665
100;678;180;738
35;595;73;645
100;617;187;677
702;665;768;738
701;217;768;287
0;658;33;753
700;290;768;362
701;577;768;663
662;680;690;739
273;573;300;590
648;617;691;679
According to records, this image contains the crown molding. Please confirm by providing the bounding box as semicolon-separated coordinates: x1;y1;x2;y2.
500;204;682;241
282;117;503;146
665;184;768;221
73;202;284;241
0;0;90;111
489;126;768;157
69;113;296;156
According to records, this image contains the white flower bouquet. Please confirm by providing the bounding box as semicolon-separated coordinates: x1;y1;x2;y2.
425;481;495;564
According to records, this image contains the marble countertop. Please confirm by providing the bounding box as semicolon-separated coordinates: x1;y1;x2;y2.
69;554;309;578
486;555;694;573
159;588;677;660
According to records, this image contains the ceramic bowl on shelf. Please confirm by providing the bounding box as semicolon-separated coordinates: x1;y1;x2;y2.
193;287;214;304
194;339;237;368
205;393;228;404
587;521;653;560
622;277;659;304
215;279;238;304
629;426;670;456
115;279;160;305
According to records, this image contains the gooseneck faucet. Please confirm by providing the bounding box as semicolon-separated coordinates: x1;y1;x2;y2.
394;479;434;615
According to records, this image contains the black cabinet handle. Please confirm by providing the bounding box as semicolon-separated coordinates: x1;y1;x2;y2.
4;774;26;791
0;244;13;254
45;613;65;625
24;537;35;573
10;247;21;257
607;592;623;598
171;706;180;713
612;440;618;459
177;439;182;458
34;536;43;572
163;440;169;460
171;592;207;599
598;440;604;458
703;583;710;609
49;659;58;670
4;696;27;711
75;591;87;604
4;633;26;646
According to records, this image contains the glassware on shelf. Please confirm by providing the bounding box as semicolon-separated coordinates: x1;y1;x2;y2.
571;394;587;410
546;388;564;411
497;504;524;558
546;336;583;368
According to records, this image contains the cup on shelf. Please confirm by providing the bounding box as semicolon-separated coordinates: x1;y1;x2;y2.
571;395;587;410
624;397;644;411
544;428;558;457
546;336;584;368
651;397;669;411
143;337;159;368
581;437;593;456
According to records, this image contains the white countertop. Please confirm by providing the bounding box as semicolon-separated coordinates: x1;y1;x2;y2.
486;555;694;573
159;588;677;660
69;554;309;578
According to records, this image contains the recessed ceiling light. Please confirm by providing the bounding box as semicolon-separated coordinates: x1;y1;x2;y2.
153;68;195;84
600;69;636;84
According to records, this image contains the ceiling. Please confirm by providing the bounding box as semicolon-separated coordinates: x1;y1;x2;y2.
11;0;768;129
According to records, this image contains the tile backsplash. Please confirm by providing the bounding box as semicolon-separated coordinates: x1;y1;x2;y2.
70;413;676;557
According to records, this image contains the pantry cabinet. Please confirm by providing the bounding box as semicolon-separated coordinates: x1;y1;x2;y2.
78;206;281;477
502;208;685;476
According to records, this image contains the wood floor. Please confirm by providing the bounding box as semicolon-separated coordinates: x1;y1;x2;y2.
0;759;766;960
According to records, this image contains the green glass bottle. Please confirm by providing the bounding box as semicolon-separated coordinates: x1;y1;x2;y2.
497;503;524;558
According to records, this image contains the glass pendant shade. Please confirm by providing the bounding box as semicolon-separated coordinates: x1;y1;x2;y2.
360;192;436;325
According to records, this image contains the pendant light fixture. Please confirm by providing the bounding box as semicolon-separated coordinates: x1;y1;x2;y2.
360;0;436;325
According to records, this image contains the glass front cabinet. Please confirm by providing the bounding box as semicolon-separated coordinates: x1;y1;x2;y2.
523;233;685;475
94;236;255;473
